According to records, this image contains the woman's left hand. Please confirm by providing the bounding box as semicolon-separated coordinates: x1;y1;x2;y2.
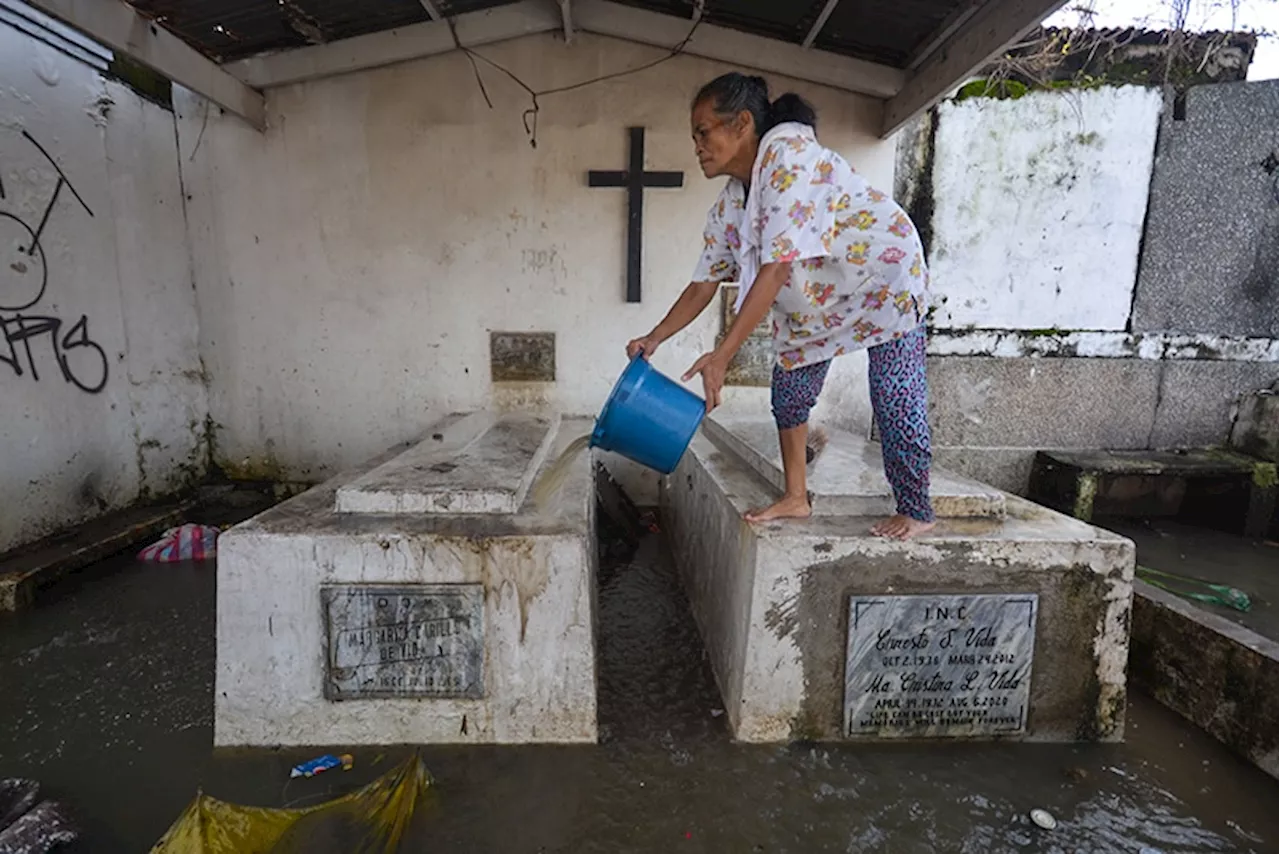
683;351;728;413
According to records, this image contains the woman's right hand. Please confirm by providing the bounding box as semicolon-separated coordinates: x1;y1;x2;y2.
626;333;662;361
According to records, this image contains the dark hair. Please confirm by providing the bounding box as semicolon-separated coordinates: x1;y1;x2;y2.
693;72;818;135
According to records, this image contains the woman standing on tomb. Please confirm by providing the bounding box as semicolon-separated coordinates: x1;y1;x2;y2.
626;73;935;540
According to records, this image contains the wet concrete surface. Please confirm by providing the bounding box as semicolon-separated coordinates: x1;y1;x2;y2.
0;501;1276;853
1101;517;1278;641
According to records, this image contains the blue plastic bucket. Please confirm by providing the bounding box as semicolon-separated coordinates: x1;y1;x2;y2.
591;356;706;474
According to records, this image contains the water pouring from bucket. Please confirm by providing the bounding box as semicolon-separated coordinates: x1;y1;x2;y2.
531;356;706;511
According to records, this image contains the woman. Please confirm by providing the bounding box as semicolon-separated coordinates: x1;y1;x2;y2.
626;73;935;540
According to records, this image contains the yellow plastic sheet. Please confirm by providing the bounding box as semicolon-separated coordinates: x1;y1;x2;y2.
149;755;433;854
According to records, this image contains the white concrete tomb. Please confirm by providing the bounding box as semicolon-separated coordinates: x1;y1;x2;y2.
215;412;598;746
664;417;1134;744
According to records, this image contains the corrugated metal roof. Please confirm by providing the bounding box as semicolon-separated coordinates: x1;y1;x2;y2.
127;0;435;62
121;0;965;67
814;0;957;67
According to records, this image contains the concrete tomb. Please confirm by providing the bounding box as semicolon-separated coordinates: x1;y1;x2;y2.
664;418;1135;743
215;412;598;746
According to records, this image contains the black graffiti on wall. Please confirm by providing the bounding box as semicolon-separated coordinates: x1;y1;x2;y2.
1;130;108;394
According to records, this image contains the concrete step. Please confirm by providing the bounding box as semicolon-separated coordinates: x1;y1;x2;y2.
702;416;1006;519
0;501;194;612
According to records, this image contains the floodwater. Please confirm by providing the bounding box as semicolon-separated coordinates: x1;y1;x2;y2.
0;501;1275;853
1100;516;1278;641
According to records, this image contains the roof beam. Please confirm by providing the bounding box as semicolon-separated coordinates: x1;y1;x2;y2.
802;0;839;49
904;0;984;70
574;0;903;99
1;0;112;71
20;0;265;129
225;1;561;88
222;0;902;98
881;0;1069;137
559;0;572;43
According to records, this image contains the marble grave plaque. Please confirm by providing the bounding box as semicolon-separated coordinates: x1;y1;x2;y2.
844;594;1038;737
323;584;484;700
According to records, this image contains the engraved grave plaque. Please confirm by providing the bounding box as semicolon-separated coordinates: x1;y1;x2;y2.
720;286;775;387
323;584;484;700
844;594;1037;738
490;331;556;382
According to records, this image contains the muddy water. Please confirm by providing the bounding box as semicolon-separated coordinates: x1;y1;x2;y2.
530;434;591;511
1101;516;1278;641
0;508;1274;852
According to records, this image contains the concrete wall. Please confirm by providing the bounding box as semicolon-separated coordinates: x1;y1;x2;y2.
0;14;207;552
1132;81;1279;338
906;82;1279;494
930;86;1163;331
175;32;895;502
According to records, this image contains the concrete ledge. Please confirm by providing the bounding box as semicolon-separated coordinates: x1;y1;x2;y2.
0;502;194;612
1028;447;1277;537
1129;579;1278;778
663;429;1135;744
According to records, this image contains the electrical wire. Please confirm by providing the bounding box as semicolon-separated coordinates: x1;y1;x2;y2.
446;13;704;148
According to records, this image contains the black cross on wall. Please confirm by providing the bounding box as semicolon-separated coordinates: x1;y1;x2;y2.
588;127;684;303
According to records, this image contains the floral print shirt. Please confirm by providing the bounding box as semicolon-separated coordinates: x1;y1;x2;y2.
692;122;930;370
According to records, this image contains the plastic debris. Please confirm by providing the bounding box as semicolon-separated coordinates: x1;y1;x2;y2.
138;524;220;562
1136;565;1251;612
1029;808;1057;830
290;753;354;779
150;754;432;853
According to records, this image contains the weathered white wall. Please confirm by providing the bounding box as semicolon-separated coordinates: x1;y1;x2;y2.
0;17;206;552
906;83;1277;494
929;86;1163;331
176;32;894;498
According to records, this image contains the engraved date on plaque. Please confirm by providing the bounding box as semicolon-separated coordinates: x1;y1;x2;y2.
322;584;484;700
844;594;1037;738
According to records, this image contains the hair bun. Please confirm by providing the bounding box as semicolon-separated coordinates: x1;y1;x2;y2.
768;92;818;131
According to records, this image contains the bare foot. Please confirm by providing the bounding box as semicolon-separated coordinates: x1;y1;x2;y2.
871;514;936;541
744;494;812;523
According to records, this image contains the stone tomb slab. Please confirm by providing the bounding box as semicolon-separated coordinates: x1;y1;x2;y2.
703;416;1006;519
215;413;597;746
844;593;1038;738
662;430;1133;743
335;412;558;515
